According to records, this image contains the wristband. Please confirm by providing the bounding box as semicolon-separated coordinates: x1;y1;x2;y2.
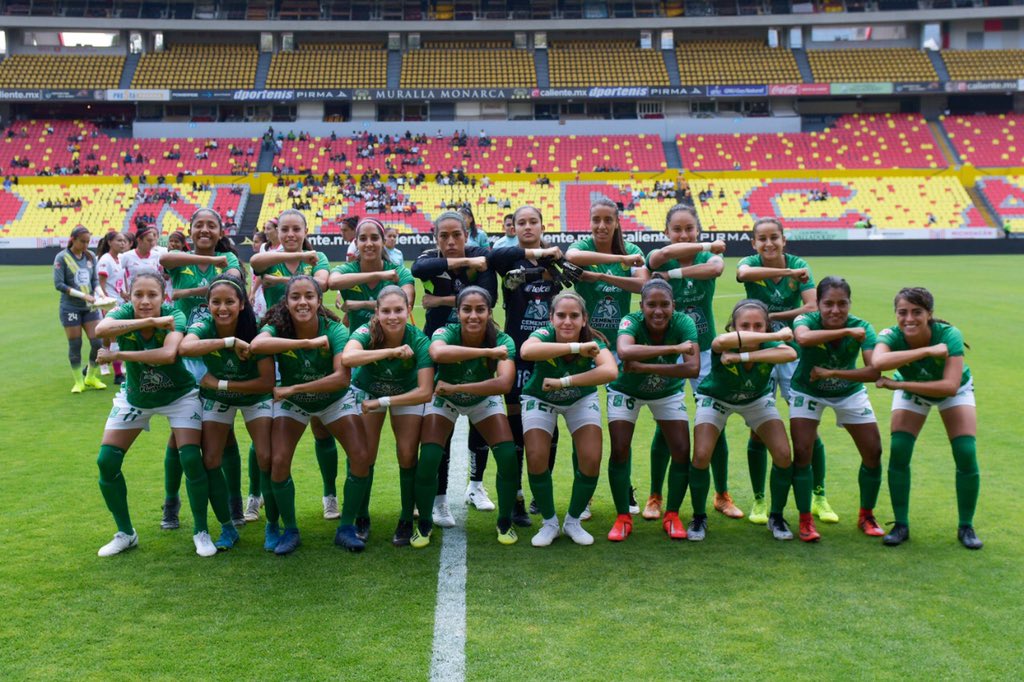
218;379;229;391
68;288;87;300
378;396;392;408
224;336;235;349
569;342;581;354
560;376;573;388
740;352;751;363
667;268;684;279
701;242;712;252
530;248;543;260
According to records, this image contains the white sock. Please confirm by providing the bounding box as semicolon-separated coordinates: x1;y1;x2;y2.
434;494;448;506
467;480;482;492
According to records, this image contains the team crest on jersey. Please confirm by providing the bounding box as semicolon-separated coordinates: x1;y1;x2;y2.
639;374;666;393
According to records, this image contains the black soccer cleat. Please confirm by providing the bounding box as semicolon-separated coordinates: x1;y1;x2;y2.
883;522;910;546
957;525;983;550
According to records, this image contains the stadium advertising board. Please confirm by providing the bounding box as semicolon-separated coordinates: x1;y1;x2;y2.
894;82;944;94
103;89;172;102
829;82;895;96
707;85;769;97
767;84;831;96
944;81;1017;93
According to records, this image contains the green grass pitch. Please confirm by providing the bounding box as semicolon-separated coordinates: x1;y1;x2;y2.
0;256;1021;679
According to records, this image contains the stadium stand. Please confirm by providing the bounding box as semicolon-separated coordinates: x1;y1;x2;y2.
679;114;945;171
0;54;125;89
975;176;1024;232
265;43;388;89
675;41;802;85
941;49;1024;81
807;48;938;82
548;41;670;87
132;44;258;89
399;41;537;88
941;114;1024;167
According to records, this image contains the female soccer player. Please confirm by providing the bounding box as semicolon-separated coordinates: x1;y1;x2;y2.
790;277;883;542
250;276;371;555
342;285;434;546
419;287;518;546
329;217;415;332
458;206;491;251
519;291;619;547
383;226;404;266
167;231;189;253
179;274;275;551
93;269;209;557
250;217;280;320
736;218;827;525
645;205;737;520
54;226;106;393
607;280;699;541
872;287;982;550
690;299;798;542
97;230;131;384
120;224;168;302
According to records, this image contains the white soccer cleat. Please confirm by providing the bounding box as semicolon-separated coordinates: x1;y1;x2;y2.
465;482;496;511
322;495;340;520
432;498;456;528
531;518;561;547
243;495;262;522
98;531;138;557
562;517;594;546
193;531;217;557
579;500;593;522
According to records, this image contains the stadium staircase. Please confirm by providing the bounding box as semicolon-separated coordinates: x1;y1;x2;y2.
119;53;140;89
239;192;264;237
793;49;813;83
535;48;550;89
928;50;951;82
386;49;402;90
663;139;683;169
254;51;272;89
966;186;999;228
256;146;275;173
662;48;681;88
929;121;961;167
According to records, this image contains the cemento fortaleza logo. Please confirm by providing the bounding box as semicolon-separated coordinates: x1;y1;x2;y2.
232;89;296;101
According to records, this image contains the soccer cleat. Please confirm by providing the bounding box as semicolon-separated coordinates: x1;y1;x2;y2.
531;518;561;547
768;513;794;541
335;524;366;553
579;501;593;522
263;523;282;552
957;525;983;550
193;531;218;557
161;497;181;530
84;366;107;390
392;519;413;547
274;528;301;555
662;511;686;540
355;516;371;542
811;494;839;523
607;514;633;542
497;525;518;545
465;483;496;511
798;513;821;542
98;530;138;557
71;378;85;394
511;497;532;528
322;495;340;520
528;499;540;515
883;523;910;546
562;517;594;546
628;487;640;515
685;514;706;541
114;373;125;385
858;509;885;537
714;492;745;519
230;497;246;527
410;526;432;549
214;524;240;550
432;499;456;528
243;495;262;523
642;493;663;520
747;497;768;525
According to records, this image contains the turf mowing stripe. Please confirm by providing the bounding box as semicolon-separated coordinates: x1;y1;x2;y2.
429;416;469;682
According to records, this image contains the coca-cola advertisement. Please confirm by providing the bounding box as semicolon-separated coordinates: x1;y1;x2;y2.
768;83;832;97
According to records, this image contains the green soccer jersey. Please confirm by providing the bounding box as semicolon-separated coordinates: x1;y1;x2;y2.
431;324;517;407
697;341;781;405
168;252;242;327
645;249;719;350
791;312;877;399
877;322;971;394
108;303;195;409
187;316;270;406
350;323;433;398
569;236;644;346
331;259;415;332
261;316;349;412
609;310;698;400
737;253;815;325
521;325;609;406
255;251;331;309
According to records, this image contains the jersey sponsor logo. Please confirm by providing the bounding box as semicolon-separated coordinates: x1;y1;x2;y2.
139;367;174;393
591;296;620;329
524;299;548;321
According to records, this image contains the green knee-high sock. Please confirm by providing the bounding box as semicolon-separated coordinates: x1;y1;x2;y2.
179;444;210;534
711;435;730;494
400;465;417;525
247;444;261;497
347;460;374;518
340;471;370;526
259;470;279;525
272;477;298;530
415;442;444;528
792;464;812;514
811;436;827;496
568;470;599;519
608;452;632;515
769;464;793;515
528;470;556;520
206;465;231;525
222;438;242;503
314;436;338;497
97;445;132;534
164;444;182;500
492;441;519;522
951;435;980;526
649;426;670;496
859;464;883;510
747;437;768;500
888;431;916;525
689;465;710;515
665;460;689;512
